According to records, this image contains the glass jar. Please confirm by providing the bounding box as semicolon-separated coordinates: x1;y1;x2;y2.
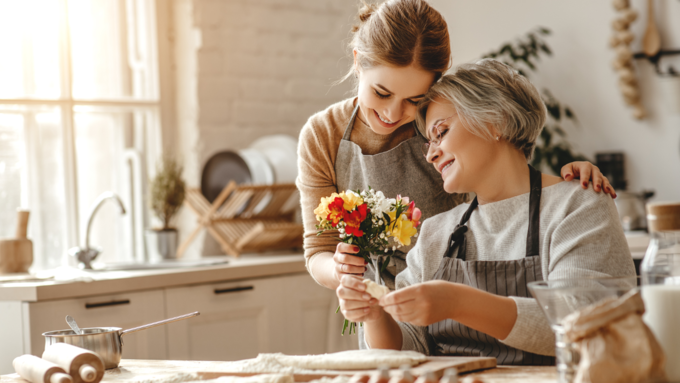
640;202;680;381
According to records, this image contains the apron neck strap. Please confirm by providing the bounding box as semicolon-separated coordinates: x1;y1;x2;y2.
342;104;361;140
447;164;543;260
526;164;542;257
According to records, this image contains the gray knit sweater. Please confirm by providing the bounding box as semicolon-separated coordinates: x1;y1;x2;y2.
394;180;636;356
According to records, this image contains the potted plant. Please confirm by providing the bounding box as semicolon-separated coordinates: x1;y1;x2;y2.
146;157;186;262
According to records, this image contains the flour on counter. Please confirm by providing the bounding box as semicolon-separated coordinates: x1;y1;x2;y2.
129;372;201;383
222;350;426;373
267;350;425;370
208;374;293;383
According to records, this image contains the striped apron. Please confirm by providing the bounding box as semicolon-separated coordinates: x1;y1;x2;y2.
427;164;555;365
335;103;459;348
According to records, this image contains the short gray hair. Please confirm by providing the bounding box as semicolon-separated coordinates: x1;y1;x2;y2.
416;59;546;159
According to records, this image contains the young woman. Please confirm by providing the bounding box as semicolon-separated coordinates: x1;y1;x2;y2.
298;0;614;293
335;59;636;363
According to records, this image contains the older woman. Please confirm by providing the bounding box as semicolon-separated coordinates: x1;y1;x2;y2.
335;59;636;364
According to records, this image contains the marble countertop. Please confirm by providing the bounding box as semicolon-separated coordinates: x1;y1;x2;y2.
0;253;306;302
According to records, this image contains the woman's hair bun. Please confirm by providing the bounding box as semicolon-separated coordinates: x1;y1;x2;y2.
351;2;378;33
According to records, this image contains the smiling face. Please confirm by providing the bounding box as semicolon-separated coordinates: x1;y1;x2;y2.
424;98;500;194
355;60;435;135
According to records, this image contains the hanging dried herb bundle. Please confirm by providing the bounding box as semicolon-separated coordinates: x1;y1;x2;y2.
150;157;186;230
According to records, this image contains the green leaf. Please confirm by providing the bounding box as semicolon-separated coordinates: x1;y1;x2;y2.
380;255;392;272
564;107;578;124
545;103;561;121
539;42;552;56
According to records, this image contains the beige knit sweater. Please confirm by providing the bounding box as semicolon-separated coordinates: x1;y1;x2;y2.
296;97;417;260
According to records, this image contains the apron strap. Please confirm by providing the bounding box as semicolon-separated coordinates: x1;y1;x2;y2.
445;164;543;260
526;164;542;257
443;197;478;259
342;104;360;140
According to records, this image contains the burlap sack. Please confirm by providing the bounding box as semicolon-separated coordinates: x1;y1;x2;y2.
561;290;667;383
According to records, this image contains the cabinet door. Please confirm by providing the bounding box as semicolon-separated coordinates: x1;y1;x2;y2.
280;273;340;355
165;273;355;360
26;289;167;359
165;276;286;361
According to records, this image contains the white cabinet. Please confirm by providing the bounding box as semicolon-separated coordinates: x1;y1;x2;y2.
0;271;352;375
24;289;168;360
165;276;284;361
164;273;338;361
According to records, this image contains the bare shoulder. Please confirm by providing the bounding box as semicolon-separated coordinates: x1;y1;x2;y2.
541;173;564;188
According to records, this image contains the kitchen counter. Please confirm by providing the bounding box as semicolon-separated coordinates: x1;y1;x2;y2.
0;253;306;302
0;359;557;383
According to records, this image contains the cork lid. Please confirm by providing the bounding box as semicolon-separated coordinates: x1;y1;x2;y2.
647;202;680;232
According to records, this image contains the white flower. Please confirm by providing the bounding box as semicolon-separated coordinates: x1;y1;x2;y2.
384;248;389;253
339;228;345;233
379;220;383;225
380;233;385;239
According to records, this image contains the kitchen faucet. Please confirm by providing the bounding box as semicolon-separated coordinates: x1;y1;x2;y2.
69;192;126;269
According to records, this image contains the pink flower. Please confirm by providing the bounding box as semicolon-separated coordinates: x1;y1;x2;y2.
404;201;422;228
397;195;410;205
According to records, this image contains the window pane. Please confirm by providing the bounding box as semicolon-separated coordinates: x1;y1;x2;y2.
0;106;68;270
0;0;61;98
69;0;157;100
74;108;153;264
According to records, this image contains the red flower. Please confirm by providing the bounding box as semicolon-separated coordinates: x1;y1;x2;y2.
326;197;345;227
344;203;368;237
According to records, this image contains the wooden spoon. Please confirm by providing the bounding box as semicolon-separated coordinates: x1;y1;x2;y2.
642;0;661;56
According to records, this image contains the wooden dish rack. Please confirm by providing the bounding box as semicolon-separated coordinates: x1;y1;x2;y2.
177;182;303;257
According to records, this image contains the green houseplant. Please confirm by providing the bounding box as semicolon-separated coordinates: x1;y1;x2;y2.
146;157;186;261
482;27;589;174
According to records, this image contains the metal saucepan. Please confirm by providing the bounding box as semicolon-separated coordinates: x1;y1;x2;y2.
42;311;200;369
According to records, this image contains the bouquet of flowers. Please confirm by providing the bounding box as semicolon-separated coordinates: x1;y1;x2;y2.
314;187;422;335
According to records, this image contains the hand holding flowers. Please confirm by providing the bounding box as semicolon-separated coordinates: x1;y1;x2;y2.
314;187;422;334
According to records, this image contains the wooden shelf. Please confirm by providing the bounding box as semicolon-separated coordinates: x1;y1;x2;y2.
178;182;303;257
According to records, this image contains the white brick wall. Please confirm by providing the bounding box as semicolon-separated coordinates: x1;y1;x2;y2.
173;0;357;257
193;0;356;160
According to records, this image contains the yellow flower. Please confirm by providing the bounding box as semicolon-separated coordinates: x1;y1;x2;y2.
341;191;364;211
391;214;417;246
314;193;340;221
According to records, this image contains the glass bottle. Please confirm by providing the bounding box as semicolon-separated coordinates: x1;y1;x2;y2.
640;202;680;381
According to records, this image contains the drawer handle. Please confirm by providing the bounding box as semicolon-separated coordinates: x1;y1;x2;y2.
85;299;131;309
214;286;254;295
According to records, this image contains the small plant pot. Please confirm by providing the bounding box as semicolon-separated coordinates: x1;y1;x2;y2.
145;228;178;263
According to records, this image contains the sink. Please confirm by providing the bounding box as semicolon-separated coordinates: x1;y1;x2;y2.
91;258;229;271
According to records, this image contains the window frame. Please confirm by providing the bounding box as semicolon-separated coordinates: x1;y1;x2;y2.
0;0;165;266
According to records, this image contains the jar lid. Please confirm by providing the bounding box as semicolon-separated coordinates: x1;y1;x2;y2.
647;201;680;232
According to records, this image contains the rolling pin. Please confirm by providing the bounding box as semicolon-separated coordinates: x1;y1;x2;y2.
0;210;33;273
42;344;105;383
13;355;73;383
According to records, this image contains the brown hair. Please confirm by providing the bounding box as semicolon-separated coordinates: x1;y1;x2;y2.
416;59;547;159
344;0;451;83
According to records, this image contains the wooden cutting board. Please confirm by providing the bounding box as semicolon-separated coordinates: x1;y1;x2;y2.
197;356;497;382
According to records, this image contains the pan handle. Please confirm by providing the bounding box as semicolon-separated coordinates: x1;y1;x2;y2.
120;311;200;337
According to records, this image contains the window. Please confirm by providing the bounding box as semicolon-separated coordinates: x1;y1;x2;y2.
0;0;162;269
